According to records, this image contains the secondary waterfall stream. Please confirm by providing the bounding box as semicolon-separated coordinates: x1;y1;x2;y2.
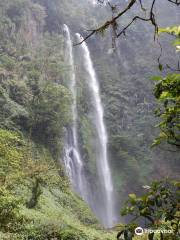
63;25;115;228
63;25;87;199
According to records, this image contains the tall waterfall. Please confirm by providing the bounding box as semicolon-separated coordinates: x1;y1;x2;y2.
63;25;87;199
76;34;115;227
63;25;116;228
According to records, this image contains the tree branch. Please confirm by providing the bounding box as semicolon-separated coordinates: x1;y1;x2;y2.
74;0;137;45
167;0;180;5
75;0;179;45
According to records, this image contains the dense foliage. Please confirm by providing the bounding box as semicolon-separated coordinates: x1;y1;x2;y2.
0;128;115;239
110;21;179;240
152;26;180;148
0;0;72;158
117;179;180;240
153;73;180;148
0;0;117;239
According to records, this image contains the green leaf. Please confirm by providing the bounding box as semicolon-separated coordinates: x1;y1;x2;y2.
151;139;161;147
160;91;170;99
129;193;136;199
151;76;162;81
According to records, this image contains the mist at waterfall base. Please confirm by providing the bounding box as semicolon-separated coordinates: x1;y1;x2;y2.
63;25;118;228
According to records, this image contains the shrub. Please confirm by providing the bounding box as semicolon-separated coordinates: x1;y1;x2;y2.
60;227;88;240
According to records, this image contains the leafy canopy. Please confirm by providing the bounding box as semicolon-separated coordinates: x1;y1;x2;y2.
117;179;180;240
152;26;180;148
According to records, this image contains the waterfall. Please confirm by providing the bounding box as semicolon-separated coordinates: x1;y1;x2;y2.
76;33;115;227
63;25;116;228
63;25;87;199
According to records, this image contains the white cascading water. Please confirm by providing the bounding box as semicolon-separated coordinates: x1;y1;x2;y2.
76;33;115;227
63;25;86;199
63;25;116;228
90;0;107;5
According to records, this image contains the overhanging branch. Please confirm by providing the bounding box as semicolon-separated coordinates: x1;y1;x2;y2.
75;0;179;45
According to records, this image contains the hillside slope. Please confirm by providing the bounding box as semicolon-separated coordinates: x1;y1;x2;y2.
0;128;117;239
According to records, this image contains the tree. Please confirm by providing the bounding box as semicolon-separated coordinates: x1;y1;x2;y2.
29;83;71;158
116;179;179;240
76;0;180;45
152;26;180;149
0;129;24;231
0;128;67;232
0;129;24;187
152;73;180;148
0;187;21;232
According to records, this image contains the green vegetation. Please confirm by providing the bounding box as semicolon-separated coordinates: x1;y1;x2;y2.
114;24;180;240
117;179;179;240
0;128;116;239
153;73;180;148
0;0;71;157
0;1;116;238
0;0;179;239
152;26;180;148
